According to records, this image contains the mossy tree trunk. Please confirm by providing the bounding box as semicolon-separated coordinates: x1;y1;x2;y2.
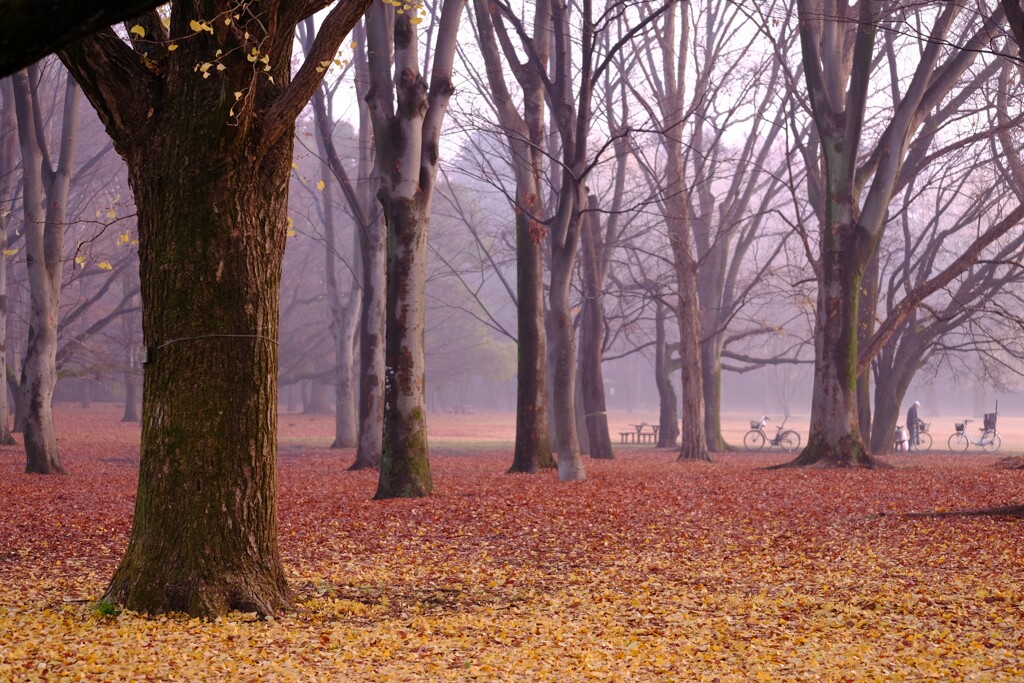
60;0;373;615
365;0;466;497
793;0;995;467
789;241;873;467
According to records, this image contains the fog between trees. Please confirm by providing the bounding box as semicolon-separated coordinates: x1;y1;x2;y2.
3;0;1024;614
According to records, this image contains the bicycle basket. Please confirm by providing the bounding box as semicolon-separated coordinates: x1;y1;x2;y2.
750;420;761;429
955;422;965;433
984;412;997;430
919;422;929;433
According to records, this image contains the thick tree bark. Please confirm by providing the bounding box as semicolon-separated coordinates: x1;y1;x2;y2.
60;0;373;615
673;256;709;461
99;108;294;616
789;242;872;467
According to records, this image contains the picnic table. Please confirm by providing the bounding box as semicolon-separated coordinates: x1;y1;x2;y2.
619;422;659;444
444;405;477;415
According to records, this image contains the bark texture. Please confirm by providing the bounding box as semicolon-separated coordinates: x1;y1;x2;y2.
59;0;373;615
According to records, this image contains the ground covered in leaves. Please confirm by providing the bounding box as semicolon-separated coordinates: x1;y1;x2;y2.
1;406;1023;681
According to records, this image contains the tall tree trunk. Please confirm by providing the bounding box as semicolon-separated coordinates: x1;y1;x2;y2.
121;283;139;423
472;0;554;473
308;73;361;450
655;299;680;448
100;118;294;616
574;369;590;455
790;241;871;466
367;0;466;496
375;194;433;498
700;339;725;451
320;175;361;449
509;194;553;472
550;245;586;481
673;256;709;461
332;287;360;448
303;380;332;414
54;0;379;612
0;80;19;445
12;67;77;474
869;324;927;455
857;247;880;440
579;199;612;459
354;209;385;469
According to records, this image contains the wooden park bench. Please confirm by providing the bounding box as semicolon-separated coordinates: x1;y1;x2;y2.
619;422;660;444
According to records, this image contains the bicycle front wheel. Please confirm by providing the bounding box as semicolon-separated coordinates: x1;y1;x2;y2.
779;430;801;451
916;433;932;450
948;433;969;453
982;432;1001;452
744;430;766;450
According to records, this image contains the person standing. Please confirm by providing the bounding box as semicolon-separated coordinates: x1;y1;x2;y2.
907;401;921;450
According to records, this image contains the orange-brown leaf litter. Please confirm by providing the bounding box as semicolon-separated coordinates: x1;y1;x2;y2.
1;406;1023;681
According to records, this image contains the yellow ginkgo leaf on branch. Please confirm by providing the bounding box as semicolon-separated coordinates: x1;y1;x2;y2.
316;180;325;191
3;249;17;256
97;262;113;271
130;25;146;37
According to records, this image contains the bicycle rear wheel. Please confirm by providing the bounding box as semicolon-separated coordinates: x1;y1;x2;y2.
743;430;765;450
982;432;1001;452
779;430;800;451
948;433;969;452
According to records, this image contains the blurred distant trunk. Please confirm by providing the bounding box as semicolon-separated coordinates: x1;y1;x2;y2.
655;300;680;447
302;380;332;414
121;274;139;423
472;0;554;473
304;21;362;450
0;80;19;444
13;65;79;474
